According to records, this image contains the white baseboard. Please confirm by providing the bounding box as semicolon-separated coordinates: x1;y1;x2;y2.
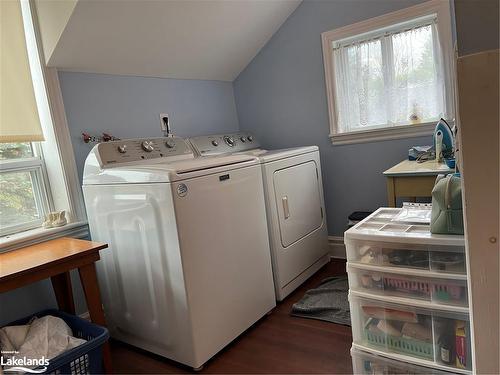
328;236;346;259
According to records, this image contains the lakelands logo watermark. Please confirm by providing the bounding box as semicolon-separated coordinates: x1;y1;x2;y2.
1;351;49;373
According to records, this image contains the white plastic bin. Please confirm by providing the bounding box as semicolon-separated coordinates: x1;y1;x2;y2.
348;264;468;307
350;294;472;373
351;348;452;375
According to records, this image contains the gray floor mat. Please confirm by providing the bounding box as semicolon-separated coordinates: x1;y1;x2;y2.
290;276;351;326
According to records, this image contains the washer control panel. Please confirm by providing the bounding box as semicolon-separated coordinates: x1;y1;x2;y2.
189;133;260;156
96;137;193;167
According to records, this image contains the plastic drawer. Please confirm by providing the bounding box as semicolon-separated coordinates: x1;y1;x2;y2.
345;238;466;274
348;264;468;307
350;295;472;373
351;348;452;375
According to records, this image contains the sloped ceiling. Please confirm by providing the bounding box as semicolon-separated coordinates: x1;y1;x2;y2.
35;0;301;81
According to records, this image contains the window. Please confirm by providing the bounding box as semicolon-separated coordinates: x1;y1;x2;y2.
322;0;455;144
1;0;87;249
0;143;51;235
1;0;51;236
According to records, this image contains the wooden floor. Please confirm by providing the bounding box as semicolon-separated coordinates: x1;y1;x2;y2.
110;259;353;374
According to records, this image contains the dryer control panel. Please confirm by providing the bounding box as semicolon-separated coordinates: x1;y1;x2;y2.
189;133;260;156
96;137;193;167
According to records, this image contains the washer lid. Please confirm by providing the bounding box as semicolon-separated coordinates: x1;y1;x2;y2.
83;153;259;185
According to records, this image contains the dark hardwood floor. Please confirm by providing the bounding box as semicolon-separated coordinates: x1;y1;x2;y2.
110;259;353;374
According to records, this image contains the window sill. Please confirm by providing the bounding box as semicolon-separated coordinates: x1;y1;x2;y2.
0;221;89;253
329;122;435;145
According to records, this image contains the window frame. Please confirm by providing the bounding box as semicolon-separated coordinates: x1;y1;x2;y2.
321;0;456;145
0;143;53;235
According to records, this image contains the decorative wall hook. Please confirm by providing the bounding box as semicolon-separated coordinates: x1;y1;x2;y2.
82;132;120;144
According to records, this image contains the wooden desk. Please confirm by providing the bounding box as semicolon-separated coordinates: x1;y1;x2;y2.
383;159;453;207
0;237;111;373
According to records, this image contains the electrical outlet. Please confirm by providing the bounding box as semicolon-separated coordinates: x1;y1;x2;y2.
159;113;169;132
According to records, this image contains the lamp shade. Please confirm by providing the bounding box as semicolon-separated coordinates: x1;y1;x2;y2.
1;0;44;143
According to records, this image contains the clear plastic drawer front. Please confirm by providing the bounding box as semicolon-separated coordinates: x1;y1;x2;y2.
348;265;468;307
346;239;466;274
350;296;472;373
351;348;452;375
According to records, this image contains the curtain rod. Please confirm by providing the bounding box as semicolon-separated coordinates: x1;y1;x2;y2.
333;19;437;51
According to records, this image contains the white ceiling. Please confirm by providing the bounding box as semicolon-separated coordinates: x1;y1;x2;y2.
36;0;301;81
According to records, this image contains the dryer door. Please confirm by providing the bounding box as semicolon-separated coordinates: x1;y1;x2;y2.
273;161;323;247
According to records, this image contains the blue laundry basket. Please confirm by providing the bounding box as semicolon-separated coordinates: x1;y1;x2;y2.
3;309;109;374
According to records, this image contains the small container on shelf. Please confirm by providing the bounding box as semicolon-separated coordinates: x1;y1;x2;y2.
350;295;472;373
348;265;468;307
430;251;466;273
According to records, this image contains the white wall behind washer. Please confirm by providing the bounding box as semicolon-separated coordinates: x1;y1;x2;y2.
40;0;301;81
58;71;240;180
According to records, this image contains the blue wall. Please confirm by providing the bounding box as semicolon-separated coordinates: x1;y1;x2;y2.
233;0;432;236
58;72;240;180
0;271;86;325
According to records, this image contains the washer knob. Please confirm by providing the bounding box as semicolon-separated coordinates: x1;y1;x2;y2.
165;139;175;148
224;136;235;147
141;140;155;152
247;135;253;142
117;145;127;153
211;140;219;146
240;136;246;143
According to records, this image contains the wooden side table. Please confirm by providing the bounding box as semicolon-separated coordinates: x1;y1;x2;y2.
383;159;454;207
0;237;112;373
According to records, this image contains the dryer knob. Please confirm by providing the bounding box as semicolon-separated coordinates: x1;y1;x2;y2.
240;137;246;143
247;135;253;142
141;140;155;152
212;140;219;146
165;139;175;148
117;145;127;154
224;136;235;147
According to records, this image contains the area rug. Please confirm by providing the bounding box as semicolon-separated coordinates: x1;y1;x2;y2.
290;276;351;326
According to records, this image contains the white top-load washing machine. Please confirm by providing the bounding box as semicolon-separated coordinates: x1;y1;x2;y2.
82;136;276;369
188;133;329;300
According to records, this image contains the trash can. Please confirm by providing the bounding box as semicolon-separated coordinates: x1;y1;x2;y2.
348;211;373;229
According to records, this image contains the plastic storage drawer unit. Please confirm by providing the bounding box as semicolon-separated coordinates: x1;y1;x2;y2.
345;208;466;275
351;348;452;375
350;295;472;373
348;264;468;307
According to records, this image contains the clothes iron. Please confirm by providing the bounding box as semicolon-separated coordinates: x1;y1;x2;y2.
433;118;454;161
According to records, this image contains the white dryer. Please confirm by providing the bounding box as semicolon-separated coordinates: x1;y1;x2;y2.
188;133;329;300
82;136;276;369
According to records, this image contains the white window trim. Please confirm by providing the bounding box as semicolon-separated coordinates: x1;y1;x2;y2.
0;1;88;251
321;0;456;145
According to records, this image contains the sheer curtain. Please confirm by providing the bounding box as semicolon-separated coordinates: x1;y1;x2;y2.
333;20;445;134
